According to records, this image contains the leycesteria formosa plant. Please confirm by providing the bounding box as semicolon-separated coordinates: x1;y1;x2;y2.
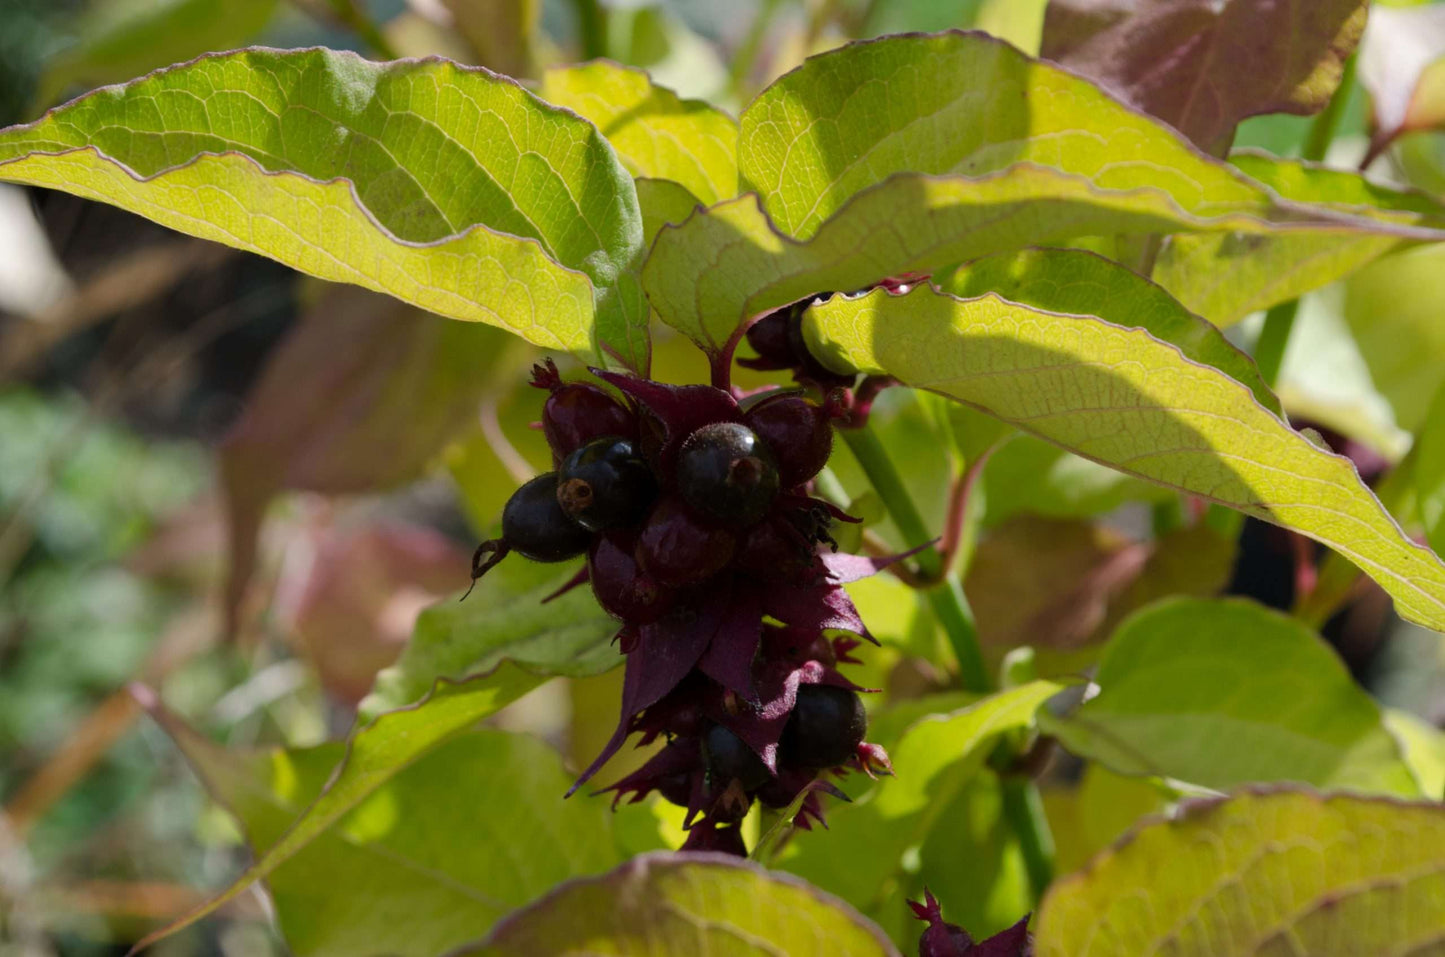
8;0;1445;953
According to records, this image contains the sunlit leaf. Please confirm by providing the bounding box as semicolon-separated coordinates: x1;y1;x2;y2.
776;682;1062;914
1035;789;1445;956
1388;708;1445;800
1044;764;1169;877
938;247;1278;413
977;434;1174;529
147;702;627;957
1041;0;1366;151
540;60;738;204
0;48;648;368
361;553;618;718
1044;598;1420;796
1155;152;1445;327
454;853;900;956
1344;243;1445;431
803;286;1445;633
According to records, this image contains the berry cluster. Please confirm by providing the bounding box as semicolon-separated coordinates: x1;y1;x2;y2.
469;357;895;855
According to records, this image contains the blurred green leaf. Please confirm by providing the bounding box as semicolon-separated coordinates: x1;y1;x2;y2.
440;0;539;77
938;247;1279;413
776;681;1062;916
540;61;738;204
1044;598;1420;796
361;554;618;718
150;706;627;957
1156;153;1445;328
454;853;900;956
803;286;1445;633
1045;763;1169;877
1418;382;1445;555
36;0;278;110
977;435;1172;529
1041;0;1366;151
1036;789;1445;956
1387;708;1445;799
0;48;648;369
1344;243;1445;431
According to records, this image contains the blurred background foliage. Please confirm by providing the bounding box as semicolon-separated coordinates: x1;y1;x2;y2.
3;0;1445;953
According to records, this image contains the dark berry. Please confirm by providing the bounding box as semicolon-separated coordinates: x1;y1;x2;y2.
635;496;737;587
501;473;593;562
703;723;771;791
743;307;796;369
531;359;635;463
782;685;867;769
745;394;834;486
657;771;694;808
588;532;673;624
557;436;656;532
676;423;780;526
734;516;815;579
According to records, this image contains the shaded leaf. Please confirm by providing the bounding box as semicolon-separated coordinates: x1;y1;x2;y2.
35;0;277;109
361;552;619;718
977;434;1173;529
777;682;1063;913
938;246;1278;413
802;286;1445;633
1418;382;1445;556
0;48;647;368
1344;243;1445;431
1044;763;1168;877
437;0;539;78
1155;152;1445;328
455;852;901;956
146;699;624;957
1035;788;1445;956
287;521;471;705
1041;0;1367;151
1044;598;1420;796
219;286;506;635
1359;5;1445;160
1386;708;1445;800
540;61;738;205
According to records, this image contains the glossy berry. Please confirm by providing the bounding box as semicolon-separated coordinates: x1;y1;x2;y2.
782;684;867;769
532;359;635;463
502;473;592;562
676;422;780;526
557;436;657;532
702;723;771;791
636;495;737;587
745;394;834;487
588;532;673;624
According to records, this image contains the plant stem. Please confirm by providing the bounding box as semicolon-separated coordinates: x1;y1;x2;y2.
839;425;990;694
1253;55;1356;388
1001;774;1055;901
572;0;609;60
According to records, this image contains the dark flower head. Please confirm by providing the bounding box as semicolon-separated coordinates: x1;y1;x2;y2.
910;890;1032;957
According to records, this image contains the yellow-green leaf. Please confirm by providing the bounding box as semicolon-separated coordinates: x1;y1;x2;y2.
540;60;737;204
1044;598;1420;796
1036;789;1445;956
802;285;1445;632
0;48;648;369
457;853;900;956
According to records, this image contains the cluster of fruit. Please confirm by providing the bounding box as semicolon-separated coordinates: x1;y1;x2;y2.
469;353;892;855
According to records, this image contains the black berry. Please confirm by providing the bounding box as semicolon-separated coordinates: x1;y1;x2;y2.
676;422;780;526
782;684;866;769
557;436;656;532
501;473;592;562
702;723;771;791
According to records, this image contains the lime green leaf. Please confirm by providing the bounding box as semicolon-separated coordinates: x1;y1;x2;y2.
636;176;702;243
1155;153;1445;327
1045;763;1169;877
802;286;1445;632
1035;788;1445;956
36;0;278;110
1345;244;1445;432
0;48;648;369
133;647;616;948
1418;383;1445;555
455;853;900;956
777;681;1062;912
148;703;622;957
1388;708;1445;800
1041;0;1366;151
938;247;1279;414
361;554;619;719
738;32;1340;239
1046;598;1419;796
540;61;737;204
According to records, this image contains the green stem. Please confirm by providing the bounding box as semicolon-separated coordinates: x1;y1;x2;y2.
572;0;609;60
1001;774;1055;902
1253;55;1356;388
839;426;990;694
